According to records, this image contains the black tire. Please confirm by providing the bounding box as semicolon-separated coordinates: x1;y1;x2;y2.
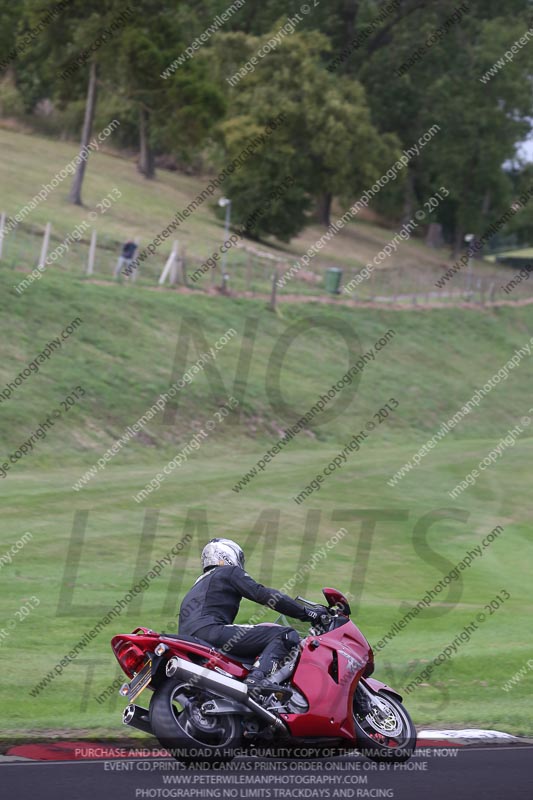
149;678;242;765
353;690;417;763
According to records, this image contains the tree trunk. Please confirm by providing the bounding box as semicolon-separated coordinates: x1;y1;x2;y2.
138;106;155;179
68;61;98;206
316;192;332;227
339;0;359;52
401;169;415;224
425;222;444;249
481;189;491;217
453;225;464;258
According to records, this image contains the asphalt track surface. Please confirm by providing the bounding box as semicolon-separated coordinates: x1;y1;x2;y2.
1;747;531;800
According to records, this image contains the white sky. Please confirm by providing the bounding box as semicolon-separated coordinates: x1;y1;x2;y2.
517;138;533;161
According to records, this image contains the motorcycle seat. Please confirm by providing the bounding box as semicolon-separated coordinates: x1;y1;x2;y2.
160;633;255;669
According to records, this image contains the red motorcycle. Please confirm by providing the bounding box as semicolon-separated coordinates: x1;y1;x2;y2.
111;588;416;763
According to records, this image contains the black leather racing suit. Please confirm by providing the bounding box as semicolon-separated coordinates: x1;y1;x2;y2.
178;565;307;676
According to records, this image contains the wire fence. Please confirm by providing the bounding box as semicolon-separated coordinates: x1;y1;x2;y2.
2;214;533;307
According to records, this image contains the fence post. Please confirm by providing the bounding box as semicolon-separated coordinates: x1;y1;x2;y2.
246;256;252;292
369;266;376;300
170;250;178;285
180;246;187;286
392;267;399;303
38;222;51;269
87;229;97;275
250;256;256;294
0;212;5;261
269;264;279;311
159;241;179;285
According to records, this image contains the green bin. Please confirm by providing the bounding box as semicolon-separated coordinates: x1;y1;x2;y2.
325;267;343;294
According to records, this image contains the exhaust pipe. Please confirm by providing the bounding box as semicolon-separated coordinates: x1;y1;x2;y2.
123;704;153;735
165;656;288;733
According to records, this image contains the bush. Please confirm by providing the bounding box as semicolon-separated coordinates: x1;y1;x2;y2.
0;75;25;118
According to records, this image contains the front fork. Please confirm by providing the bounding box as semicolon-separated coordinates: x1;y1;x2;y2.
355;680;394;718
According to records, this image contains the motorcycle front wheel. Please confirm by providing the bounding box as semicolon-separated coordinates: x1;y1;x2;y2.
149;678;242;764
353;690;417;763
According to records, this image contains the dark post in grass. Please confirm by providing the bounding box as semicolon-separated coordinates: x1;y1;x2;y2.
269;264;279;311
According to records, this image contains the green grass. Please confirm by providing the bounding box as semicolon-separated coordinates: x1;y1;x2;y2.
1;128;533;743
1;440;532;738
3;268;533;450
1;265;533;739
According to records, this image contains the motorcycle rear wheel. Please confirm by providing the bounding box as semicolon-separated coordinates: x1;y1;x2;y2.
353;690;417;763
149;678;242;764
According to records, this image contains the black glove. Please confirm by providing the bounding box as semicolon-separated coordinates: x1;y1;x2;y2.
305;605;330;623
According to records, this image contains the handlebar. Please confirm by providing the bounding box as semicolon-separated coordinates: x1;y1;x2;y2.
293;596;350;635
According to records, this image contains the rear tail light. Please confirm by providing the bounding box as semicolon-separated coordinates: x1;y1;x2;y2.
114;641;146;677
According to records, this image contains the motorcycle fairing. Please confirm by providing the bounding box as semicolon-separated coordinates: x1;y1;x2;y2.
284;624;371;740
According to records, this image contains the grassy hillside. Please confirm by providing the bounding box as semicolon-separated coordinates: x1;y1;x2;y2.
1;128;533;743
2;442;532;739
1;265;532;739
1;268;533;452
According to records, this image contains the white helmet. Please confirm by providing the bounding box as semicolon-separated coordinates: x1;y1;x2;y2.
201;538;245;571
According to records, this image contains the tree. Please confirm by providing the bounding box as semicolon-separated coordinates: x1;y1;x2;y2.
21;0;127;205
356;1;533;248
67;59;98;203
113;7;226;180
0;4;24;75
214;29;399;238
218;113;311;240
18;1;225;195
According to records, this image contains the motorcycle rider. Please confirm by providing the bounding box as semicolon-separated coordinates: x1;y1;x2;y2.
178;538;329;698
